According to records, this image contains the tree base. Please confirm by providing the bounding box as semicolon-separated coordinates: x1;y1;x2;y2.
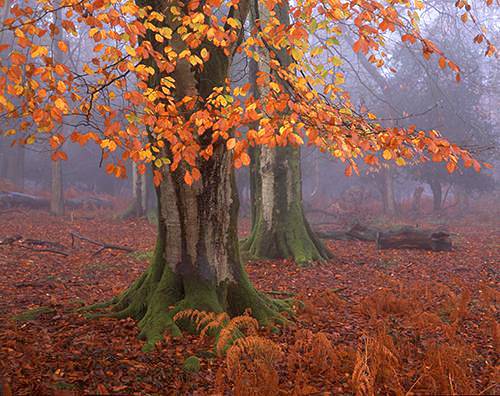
118;200;146;220
241;211;331;265
82;241;291;351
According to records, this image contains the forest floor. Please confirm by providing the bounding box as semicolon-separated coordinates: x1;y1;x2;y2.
0;208;498;395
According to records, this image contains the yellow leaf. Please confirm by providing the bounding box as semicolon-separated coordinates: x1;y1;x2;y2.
269;82;280;93
31;45;48;58
226;18;241;29
125;46;136;57
226;138;236;150
382;149;392;160
189;55;203;66
395;157;406;166
57;81;67;93
200;48;209;61
54;98;68;112
332;56;342;67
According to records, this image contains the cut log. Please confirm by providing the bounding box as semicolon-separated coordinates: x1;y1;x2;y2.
376;227;452;251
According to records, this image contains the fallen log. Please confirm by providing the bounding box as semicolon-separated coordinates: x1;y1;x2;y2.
0;192;49;210
66;197;113;210
0;235;22;245
0;191;113;211
376;227;452;251
70;231;134;255
316;223;379;241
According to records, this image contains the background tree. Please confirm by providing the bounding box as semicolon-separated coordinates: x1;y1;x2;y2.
242;0;330;264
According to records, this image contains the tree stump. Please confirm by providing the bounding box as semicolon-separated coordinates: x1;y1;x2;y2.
376;227;452;251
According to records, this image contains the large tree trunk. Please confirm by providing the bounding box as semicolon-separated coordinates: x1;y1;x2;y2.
241;0;329;264
86;0;285;349
94;147;285;350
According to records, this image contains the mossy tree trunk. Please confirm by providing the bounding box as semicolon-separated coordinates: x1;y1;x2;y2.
243;146;330;263
241;0;329;264
98;147;285;350
88;0;286;350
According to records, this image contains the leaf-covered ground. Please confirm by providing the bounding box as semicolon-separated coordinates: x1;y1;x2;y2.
0;209;498;395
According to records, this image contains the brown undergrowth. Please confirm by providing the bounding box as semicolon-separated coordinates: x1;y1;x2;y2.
0;209;498;394
175;273;496;395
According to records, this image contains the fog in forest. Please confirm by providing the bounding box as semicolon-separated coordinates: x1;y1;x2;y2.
0;0;498;394
1;1;497;224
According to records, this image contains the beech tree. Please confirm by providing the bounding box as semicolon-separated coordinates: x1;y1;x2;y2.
0;0;494;349
242;0;330;263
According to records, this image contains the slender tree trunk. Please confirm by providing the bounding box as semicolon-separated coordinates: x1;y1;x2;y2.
5;145;24;190
121;163;147;218
429;179;442;212
87;0;286;349
412;186;424;214
50;5;65;215
380;168;396;216
50;159;64;215
242;0;329;264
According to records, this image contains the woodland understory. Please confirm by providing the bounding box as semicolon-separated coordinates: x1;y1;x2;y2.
0;193;498;396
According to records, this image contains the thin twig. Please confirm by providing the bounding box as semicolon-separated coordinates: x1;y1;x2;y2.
70;231;134;255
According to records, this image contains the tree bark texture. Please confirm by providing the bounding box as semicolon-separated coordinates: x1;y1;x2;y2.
121;163;147;219
50;159;64;216
87;0;287;349
243;146;330;263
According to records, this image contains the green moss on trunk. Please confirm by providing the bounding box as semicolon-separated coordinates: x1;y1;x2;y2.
84;231;290;351
243;146;330;265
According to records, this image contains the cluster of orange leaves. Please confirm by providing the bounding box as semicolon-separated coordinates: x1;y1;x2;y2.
0;0;495;185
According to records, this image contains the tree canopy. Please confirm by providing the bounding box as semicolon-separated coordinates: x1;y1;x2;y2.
0;0;495;183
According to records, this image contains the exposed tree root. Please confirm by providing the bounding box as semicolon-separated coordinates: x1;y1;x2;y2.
241;210;331;265
81;241;292;351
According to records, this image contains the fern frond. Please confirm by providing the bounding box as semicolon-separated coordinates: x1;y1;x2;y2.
216;314;259;356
